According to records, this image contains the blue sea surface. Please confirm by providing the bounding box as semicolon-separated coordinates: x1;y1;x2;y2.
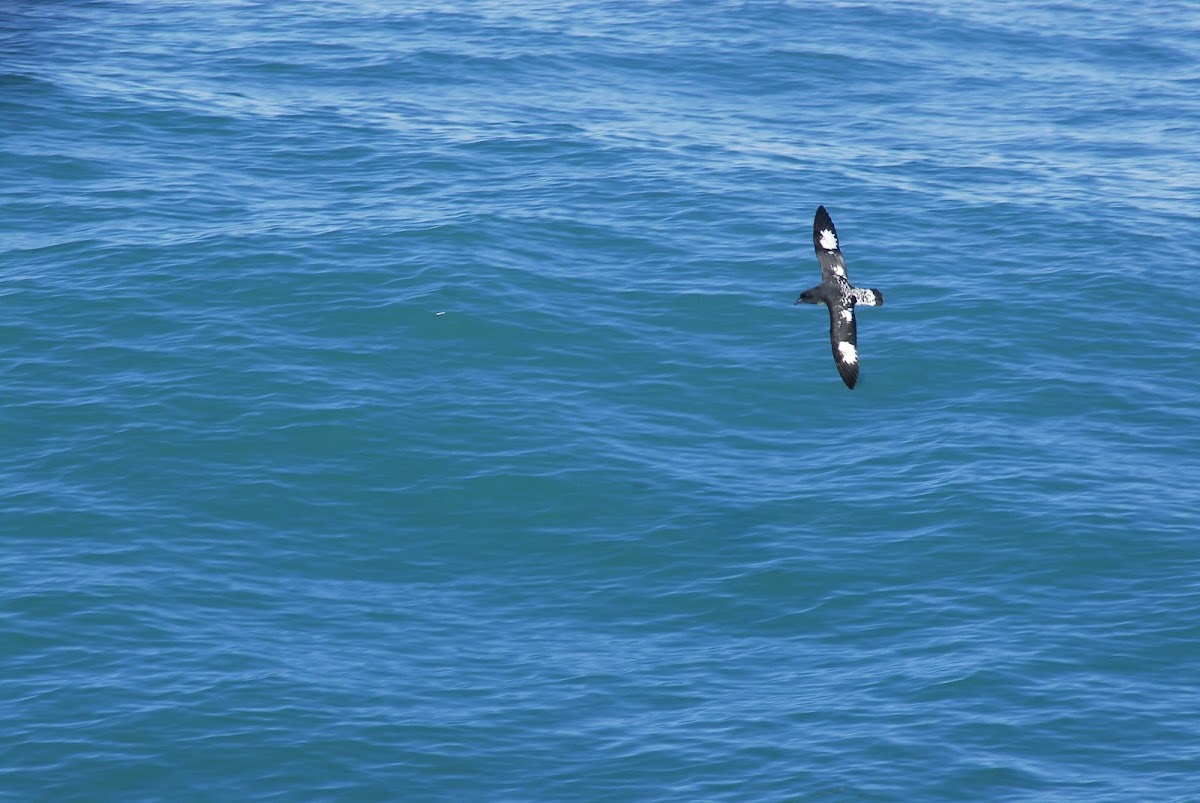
4;1;1200;799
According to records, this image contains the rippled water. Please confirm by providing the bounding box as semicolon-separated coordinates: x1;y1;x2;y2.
4;1;1200;799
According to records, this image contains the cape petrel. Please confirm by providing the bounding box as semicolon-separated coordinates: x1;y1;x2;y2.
795;206;884;389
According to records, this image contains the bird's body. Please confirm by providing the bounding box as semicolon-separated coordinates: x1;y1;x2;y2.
795;206;884;389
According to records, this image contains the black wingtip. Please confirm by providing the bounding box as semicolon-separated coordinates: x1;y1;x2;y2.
813;206;837;249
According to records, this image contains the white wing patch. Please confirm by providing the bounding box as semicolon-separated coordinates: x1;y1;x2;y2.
839;308;853;322
837;341;859;365
818;229;838;251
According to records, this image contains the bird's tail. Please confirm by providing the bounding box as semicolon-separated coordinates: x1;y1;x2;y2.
853;288;884;307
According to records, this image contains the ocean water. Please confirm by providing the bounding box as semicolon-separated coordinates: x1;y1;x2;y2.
4;0;1200;799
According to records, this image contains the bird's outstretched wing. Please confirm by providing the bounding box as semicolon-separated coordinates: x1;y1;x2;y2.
827;299;859;389
813;205;847;283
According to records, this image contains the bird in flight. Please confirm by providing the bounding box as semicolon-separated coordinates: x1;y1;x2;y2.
795;206;884;389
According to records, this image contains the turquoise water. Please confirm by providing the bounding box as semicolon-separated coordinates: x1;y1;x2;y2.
4;1;1200;799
